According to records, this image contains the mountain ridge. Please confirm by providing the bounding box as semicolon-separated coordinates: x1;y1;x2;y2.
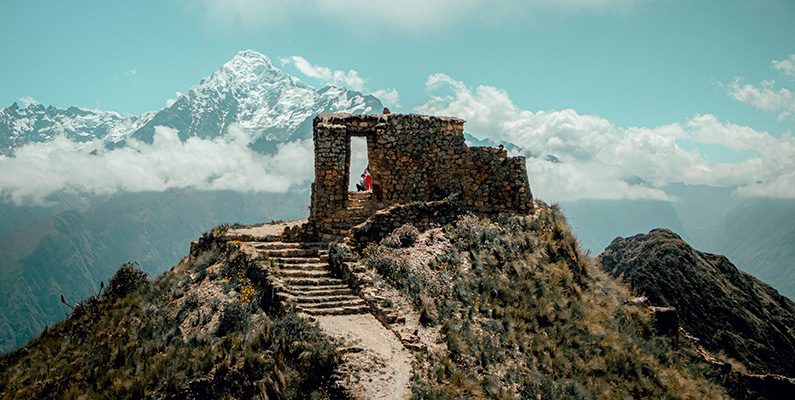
599;228;795;377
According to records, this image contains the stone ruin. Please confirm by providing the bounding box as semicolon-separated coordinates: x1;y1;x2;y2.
284;112;534;242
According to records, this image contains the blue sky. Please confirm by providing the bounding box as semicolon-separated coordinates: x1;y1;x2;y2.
2;0;794;201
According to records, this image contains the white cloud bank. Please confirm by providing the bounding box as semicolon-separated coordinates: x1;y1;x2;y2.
416;73;795;201
280;56;400;108
281;56;366;92
725;78;795;121
723;54;795;120
0;125;314;206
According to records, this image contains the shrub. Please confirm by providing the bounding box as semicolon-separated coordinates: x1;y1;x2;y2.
183;294;199;311
382;223;420;248
104;262;149;299
216;301;248;336
328;241;353;262
70;294;102;320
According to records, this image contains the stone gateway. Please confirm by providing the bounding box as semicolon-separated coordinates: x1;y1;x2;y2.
288;112;533;242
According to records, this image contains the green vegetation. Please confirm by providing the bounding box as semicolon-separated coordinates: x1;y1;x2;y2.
0;226;342;400
363;204;729;399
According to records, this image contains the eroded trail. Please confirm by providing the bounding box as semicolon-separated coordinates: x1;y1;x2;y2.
233;226;414;399
317;314;413;400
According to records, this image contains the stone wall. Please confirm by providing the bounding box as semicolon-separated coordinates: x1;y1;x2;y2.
348;198;462;252
309;113;533;237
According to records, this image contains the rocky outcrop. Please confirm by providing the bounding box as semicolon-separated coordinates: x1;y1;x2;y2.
599;228;795;377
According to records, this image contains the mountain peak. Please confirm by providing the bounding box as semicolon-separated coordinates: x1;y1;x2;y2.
201;49;287;87
233;49;272;64
227;49;277;72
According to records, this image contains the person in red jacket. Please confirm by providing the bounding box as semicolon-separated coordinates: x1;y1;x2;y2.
364;165;372;191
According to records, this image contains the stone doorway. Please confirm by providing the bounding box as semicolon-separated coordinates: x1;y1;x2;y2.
349;136;370;192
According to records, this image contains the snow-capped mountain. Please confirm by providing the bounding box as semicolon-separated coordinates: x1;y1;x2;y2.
130;50;381;147
0;50;382;155
0;103;153;156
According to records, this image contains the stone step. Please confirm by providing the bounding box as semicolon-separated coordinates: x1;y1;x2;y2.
297;304;370;316
284;277;346;286
292;294;364;303
253;241;326;250
296;298;366;309
272;256;328;264
259;248;328;257
277;269;332;278
288;285;355;297
274;263;330;272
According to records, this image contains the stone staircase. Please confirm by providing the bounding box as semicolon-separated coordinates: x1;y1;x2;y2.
318;191;376;242
250;241;369;316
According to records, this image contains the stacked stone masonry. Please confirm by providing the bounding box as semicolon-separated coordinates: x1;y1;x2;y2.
305;113;533;240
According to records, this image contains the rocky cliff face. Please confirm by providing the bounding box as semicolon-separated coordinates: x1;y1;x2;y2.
598;228;795;377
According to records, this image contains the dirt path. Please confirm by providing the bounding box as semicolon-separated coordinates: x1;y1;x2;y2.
227;218;307;239
316;314;413;400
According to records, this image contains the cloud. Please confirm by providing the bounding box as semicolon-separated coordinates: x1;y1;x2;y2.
416;73;795;201
723;78;795;119
772;54;795;79
734;170;795;198
372;89;400;108
199;0;645;33
17;96;38;107
721;55;795;120
0;125;315;206
281;56;366;92
280;56;400;107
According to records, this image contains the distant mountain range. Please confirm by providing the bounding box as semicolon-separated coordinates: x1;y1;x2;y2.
1;50;381;156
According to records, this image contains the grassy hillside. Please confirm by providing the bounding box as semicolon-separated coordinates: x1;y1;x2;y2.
0;227;341;399
1;203;773;399
359;205;733;399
